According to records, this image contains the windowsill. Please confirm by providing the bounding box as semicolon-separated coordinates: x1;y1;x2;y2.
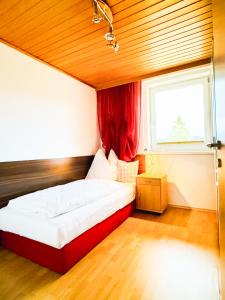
138;151;214;155
156;140;204;145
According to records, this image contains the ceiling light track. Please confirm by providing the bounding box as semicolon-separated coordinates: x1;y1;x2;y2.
92;0;119;53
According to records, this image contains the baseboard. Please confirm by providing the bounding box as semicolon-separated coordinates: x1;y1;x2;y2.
168;204;216;213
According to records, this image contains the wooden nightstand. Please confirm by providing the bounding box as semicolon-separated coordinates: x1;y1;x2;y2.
136;173;168;213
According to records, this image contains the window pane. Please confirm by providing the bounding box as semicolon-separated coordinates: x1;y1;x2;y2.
154;83;205;143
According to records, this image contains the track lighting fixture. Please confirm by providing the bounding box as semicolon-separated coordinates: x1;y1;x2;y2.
92;0;119;52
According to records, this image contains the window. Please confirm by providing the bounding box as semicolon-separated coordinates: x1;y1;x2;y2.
142;67;212;152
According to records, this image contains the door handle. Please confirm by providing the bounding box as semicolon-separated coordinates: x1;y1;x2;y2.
206;140;222;149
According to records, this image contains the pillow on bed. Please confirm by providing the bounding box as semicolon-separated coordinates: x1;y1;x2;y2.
108;149;119;166
108;150;139;183
117;160;139;184
86;149;117;180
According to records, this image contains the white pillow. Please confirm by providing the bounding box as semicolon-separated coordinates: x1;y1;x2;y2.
108;149;119;165
86;149;117;180
108;149;119;179
117;160;139;184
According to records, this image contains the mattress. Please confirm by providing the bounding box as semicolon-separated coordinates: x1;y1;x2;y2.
0;181;135;249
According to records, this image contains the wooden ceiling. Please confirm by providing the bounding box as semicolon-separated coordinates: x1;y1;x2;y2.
0;0;212;90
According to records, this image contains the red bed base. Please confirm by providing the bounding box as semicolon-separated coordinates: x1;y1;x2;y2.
1;202;134;274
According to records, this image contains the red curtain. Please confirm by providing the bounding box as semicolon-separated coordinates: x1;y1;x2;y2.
97;81;142;161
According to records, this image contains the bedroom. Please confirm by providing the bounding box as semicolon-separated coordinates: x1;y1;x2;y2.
0;0;224;299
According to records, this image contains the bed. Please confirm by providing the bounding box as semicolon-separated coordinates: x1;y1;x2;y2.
0;156;137;274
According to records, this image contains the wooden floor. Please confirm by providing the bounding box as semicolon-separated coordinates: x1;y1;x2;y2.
0;207;219;300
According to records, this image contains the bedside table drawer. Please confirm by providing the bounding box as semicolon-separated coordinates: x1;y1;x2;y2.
136;177;160;186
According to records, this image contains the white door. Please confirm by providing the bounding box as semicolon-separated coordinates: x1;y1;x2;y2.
212;1;225;298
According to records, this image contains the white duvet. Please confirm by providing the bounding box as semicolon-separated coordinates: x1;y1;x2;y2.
0;179;135;248
7;179;129;218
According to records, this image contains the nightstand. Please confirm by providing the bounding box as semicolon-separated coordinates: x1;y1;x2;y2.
136;173;168;213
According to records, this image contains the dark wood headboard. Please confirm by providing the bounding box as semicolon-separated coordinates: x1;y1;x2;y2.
0;155;93;209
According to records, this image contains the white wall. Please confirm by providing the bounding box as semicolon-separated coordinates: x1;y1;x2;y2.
0;42;100;162
145;153;216;210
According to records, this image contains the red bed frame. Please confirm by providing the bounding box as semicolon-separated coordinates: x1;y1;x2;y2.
1;202;134;274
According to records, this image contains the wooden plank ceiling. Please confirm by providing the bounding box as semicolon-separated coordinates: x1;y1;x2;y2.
0;0;212;90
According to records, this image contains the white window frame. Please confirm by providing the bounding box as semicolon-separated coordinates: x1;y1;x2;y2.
141;66;212;153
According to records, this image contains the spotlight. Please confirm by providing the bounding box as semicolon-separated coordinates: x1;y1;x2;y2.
105;25;115;41
92;14;103;24
92;1;103;24
107;41;120;52
105;31;115;41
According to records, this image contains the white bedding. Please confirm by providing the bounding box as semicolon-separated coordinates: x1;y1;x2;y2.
7;179;130;218
0;179;135;249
